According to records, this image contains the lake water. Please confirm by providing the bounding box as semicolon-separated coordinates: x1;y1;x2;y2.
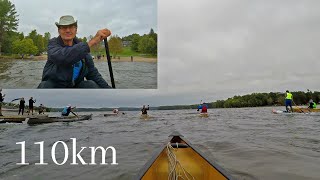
0;107;319;179
0;59;157;89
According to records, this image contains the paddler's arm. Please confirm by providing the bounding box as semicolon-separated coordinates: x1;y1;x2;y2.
85;29;112;88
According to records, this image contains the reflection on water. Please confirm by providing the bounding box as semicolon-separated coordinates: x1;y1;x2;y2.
0;107;319;179
0;59;157;89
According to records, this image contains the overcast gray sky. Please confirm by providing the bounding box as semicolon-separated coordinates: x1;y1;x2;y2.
4;0;320;108
11;0;157;38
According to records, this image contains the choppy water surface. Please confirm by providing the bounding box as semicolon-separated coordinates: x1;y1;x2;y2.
0;107;319;180
0;59;157;89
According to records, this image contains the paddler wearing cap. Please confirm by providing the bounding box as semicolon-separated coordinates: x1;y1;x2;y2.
38;15;112;88
61;104;76;116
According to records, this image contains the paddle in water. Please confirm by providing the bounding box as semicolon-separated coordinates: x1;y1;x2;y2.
293;101;306;114
71;111;79;119
104;38;116;88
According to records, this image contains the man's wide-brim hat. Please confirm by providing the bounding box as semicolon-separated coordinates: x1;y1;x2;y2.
55;15;77;27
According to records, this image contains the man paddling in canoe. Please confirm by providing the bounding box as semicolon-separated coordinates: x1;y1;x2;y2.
61;104;77;116
0;89;5;116
39;104;45;114
38;15;112;88
285;90;293;112
197;102;208;113
141;105;149;115
308;99;317;110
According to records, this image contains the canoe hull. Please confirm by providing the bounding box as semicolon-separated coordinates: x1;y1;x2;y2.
104;113;118;117
293;107;320;113
199;113;209;117
27;114;92;124
140;114;150;120
0;115;48;123
135;132;233;180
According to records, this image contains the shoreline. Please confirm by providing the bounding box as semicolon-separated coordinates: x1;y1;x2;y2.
0;55;157;63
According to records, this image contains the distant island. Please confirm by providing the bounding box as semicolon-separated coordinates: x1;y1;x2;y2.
2;91;318;112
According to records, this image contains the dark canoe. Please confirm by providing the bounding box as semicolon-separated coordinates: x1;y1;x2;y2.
104;113;118;117
27;114;92;125
134;131;234;180
0;115;48;123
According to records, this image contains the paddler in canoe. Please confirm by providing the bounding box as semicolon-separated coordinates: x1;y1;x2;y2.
39;104;46;114
38;15;112;88
197;101;208;117
61;104;78;117
141;105;150;119
308;99;317;110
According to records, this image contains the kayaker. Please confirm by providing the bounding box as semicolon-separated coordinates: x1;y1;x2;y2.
141;105;149;115
285;90;293;112
0;89;5;116
61;104;76;116
18;98;25;115
113;109;119;114
38;15;112;88
308;99;316;109
197;102;208;113
28;97;36;115
39;104;45;114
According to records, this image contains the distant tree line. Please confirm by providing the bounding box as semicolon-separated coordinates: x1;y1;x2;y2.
122;28;157;55
158;91;320;110
212;91;320;108
0;0;51;57
87;28;157;58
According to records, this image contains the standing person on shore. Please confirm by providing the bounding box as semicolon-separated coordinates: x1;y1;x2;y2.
28;97;36;115
18;98;25;115
0;89;5;116
141;105;149;115
38;15;112;88
285;90;293;112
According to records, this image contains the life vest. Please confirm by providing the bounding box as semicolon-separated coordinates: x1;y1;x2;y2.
285;93;293;100
201;105;208;112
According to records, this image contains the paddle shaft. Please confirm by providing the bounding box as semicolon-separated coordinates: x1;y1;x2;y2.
71;111;79;118
292;101;306;113
104;39;116;88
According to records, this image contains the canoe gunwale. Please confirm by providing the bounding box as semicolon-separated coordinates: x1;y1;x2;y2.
27;114;93;124
133;131;234;180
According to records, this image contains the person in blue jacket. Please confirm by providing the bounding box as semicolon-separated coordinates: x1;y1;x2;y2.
38;15;112;88
61;104;76;116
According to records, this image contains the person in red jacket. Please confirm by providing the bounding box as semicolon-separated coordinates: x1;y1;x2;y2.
197;102;208;113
